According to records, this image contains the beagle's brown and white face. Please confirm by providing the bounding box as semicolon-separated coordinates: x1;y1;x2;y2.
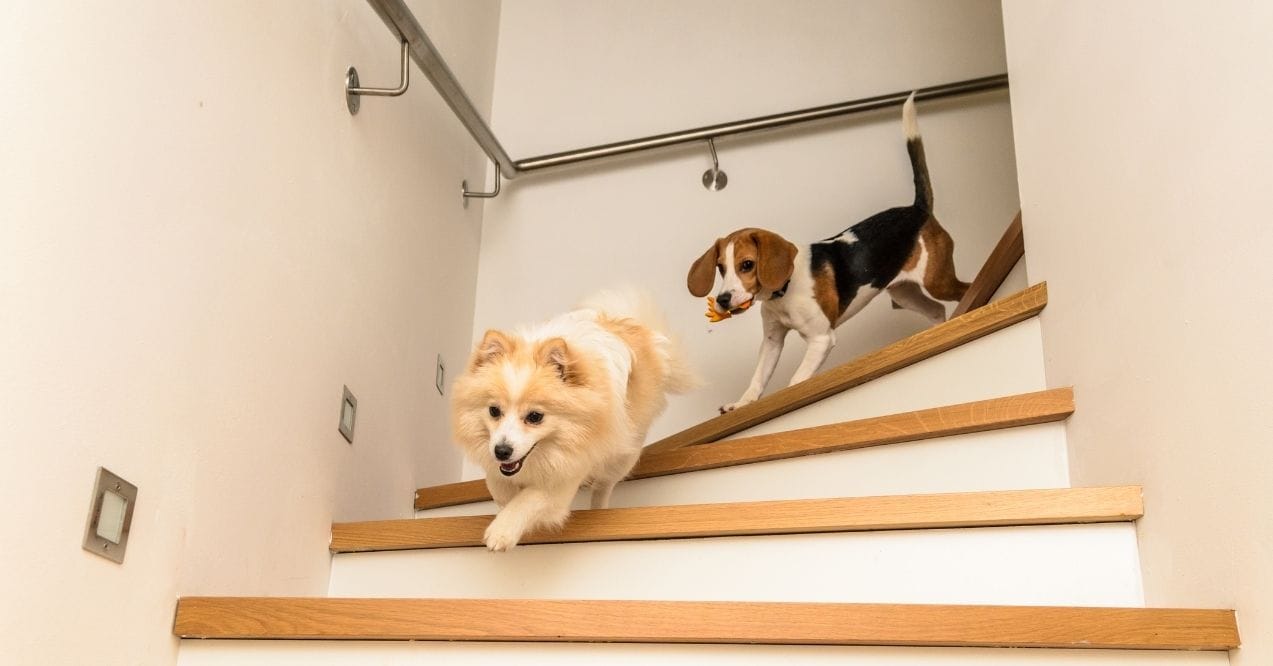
687;228;799;312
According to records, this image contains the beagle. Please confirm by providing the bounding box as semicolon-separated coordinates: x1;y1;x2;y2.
688;94;969;413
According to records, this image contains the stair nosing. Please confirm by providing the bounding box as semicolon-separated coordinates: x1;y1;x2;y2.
173;597;1238;649
339;485;1139;553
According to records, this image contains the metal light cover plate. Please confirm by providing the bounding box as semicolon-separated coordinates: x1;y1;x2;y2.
339;385;358;443
82;467;138;564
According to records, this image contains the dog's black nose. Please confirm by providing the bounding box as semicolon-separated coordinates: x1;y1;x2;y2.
494;442;514;461
716;292;732;309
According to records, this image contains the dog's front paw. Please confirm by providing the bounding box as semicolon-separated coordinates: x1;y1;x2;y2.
483;518;523;552
719;398;756;414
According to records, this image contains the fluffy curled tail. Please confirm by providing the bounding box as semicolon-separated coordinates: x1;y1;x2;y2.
902;92;933;212
579;288;700;394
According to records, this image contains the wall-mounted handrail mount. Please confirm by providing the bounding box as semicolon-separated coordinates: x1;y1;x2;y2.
358;0;1010;198
346;40;410;115
701;138;728;191
462;168;500;201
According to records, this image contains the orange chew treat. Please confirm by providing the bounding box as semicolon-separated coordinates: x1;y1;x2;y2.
704;296;752;323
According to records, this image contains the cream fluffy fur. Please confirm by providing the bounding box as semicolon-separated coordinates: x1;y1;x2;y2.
451;290;696;551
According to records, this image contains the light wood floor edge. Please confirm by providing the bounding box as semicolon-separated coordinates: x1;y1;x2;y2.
172;598;1239;650
635;387;1072;478
336;485;1141;552
414;481;487;511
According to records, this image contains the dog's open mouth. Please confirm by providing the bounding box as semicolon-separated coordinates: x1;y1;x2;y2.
498;444;536;477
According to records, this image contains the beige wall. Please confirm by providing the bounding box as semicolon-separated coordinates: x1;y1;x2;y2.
471;0;1022;470
0;1;499;663
1002;1;1273;661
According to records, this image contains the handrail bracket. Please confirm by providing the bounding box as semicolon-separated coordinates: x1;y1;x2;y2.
346;40;411;115
462;167;502;203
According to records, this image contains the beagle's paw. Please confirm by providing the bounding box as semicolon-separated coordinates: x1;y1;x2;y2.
483;517;524;552
719;398;756;414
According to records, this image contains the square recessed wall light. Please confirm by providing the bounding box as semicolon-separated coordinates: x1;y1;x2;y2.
83;467;137;564
339;385;357;444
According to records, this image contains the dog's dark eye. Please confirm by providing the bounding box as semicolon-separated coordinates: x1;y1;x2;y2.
717;264;724;276
739;260;755;272
488;405;502;418
524;411;544;425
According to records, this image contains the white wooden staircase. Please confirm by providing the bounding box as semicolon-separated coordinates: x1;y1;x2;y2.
173;283;1239;664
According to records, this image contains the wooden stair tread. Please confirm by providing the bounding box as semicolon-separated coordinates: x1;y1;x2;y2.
339;485;1140;552
173;597;1238;649
642;281;1048;455
416;387;1074;511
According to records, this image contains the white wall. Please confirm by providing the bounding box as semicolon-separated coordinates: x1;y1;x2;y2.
0;1;499;663
1001;1;1273;662
470;0;1023;471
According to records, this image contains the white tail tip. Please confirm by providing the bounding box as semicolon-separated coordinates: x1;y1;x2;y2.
903;92;920;140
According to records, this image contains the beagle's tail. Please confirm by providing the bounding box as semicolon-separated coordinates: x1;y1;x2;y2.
579;288;701;394
902;92;933;212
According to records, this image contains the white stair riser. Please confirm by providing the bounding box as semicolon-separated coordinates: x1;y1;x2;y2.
419;422;1069;518
329;523;1141;607
179;641;1227;665
727;317;1048;440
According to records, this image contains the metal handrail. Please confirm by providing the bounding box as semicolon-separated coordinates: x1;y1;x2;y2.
515;74;1008;175
364;0;1009;185
366;0;517;178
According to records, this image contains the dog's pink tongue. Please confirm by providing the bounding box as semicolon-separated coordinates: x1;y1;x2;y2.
500;461;519;473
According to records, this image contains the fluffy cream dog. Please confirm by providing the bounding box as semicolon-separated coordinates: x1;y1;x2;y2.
452;290;695;551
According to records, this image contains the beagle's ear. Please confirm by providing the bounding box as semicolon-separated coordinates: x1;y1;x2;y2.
470;330;515;371
752;230;798;292
687;240;721;297
535;337;581;385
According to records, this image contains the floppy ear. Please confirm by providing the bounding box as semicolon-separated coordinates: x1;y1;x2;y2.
535;337;581;385
687;240;721;297
752;230;798;292
470;330;515;371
